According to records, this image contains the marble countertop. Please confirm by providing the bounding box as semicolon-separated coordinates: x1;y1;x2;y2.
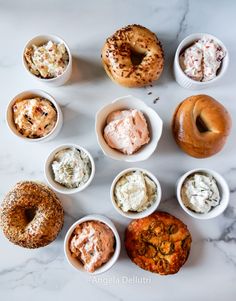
0;0;235;300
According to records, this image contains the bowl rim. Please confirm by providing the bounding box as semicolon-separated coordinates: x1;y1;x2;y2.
110;167;162;219
64;214;121;274
6;89;62;142
22;33;72;82
95;95;163;162
176;168;230;219
44;143;95;194
175;32;229;85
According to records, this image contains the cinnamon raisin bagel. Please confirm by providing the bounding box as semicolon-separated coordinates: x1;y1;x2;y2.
125;211;192;275
172;95;232;158
0;181;64;248
102;24;164;87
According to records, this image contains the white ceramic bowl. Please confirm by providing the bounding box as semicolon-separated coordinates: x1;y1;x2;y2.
44;144;95;194
176;168;230;219
6;89;63;142
64;214;121;275
110;167;162;219
23;34;72;86
173;33;229;90
95;95;163;162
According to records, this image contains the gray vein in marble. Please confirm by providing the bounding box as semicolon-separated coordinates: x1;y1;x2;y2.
224;205;236;219
176;0;189;40
208;220;236;244
0;213;76;290
93;150;105;162
205;203;236;267
61;102;71;108
0;255;66;290
210;240;236;269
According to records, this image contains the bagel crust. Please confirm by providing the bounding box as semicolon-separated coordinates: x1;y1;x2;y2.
0;181;64;248
125;211;192;275
102;24;164;87
172;95;232;158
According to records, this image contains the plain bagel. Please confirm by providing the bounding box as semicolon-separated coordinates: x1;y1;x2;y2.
172;94;232;158
102;24;164;87
0;181;64;248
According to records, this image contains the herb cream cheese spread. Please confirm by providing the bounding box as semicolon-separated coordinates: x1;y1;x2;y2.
181;173;220;213
51;147;91;188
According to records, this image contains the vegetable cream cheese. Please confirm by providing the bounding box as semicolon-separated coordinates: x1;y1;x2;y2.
114;171;157;212
24;41;69;78
13;97;57;138
179;36;225;82
181;173;220;213
51;147;91;188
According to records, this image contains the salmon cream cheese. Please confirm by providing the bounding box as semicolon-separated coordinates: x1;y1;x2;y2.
103;109;150;155
69;221;115;272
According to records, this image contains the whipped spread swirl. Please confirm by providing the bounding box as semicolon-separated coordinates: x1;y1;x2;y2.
181;173;220;213
114;171;157;212
179;36;225;82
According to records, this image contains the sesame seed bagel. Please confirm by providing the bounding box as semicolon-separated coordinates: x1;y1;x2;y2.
0;181;64;248
172;95;232;158
102;24;164;87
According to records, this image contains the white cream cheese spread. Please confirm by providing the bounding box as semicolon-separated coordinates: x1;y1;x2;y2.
51;148;91;188
179;36;225;82
181;173;220;213
114;171;157;212
24;40;69;78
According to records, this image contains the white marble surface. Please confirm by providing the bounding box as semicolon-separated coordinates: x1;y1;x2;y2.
0;0;236;300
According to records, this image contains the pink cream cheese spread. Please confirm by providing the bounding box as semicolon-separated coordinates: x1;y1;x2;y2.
103;109;150;155
179;36;225;82
69;221;115;272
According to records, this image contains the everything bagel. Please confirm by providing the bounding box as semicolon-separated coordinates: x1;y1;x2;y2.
102;24;164;87
172;95;232;158
0;181;64;248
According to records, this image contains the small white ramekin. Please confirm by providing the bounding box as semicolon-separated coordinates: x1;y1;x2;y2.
64;214;121;275
95;95;163;162
173;33;229;90
44;144;95;194
176;168;230;219
6;89;63;142
22;34;72;87
110;167;162;219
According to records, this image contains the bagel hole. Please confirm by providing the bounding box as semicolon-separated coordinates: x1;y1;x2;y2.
25;207;37;223
130;49;146;65
196;116;209;133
